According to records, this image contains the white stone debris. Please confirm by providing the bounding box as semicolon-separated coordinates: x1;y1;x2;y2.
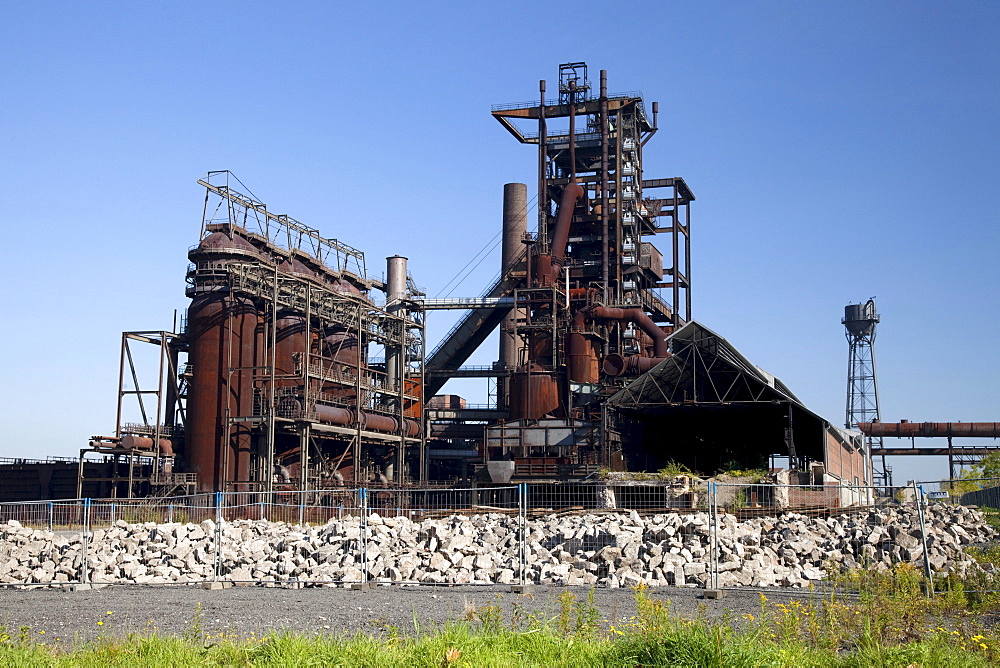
0;504;994;588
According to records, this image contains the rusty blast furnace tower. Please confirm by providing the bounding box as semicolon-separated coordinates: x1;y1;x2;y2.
425;62;694;477
185;173;425;492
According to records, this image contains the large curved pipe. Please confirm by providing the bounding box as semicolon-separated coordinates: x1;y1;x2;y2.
314;404;420;438
548;182;585;280
603;354;670;377
857;422;1000;438
587;306;669;357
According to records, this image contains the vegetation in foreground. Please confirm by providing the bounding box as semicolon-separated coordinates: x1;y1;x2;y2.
2;561;1000;666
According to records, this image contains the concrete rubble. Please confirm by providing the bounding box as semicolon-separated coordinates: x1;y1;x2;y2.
0;504;994;588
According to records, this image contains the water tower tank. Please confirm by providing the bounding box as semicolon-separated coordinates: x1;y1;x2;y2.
843;299;879;338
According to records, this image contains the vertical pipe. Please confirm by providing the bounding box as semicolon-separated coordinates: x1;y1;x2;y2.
267;266;278;495
599;70;610;304
500;183;528;408
537;79;548;248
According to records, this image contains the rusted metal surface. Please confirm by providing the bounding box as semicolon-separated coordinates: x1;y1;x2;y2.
858;422;1000;438
602;353;669;377
313;405;419;437
588;306;669;357
186;293;257;492
567;332;599;383
509;364;561;420
545;181;585;283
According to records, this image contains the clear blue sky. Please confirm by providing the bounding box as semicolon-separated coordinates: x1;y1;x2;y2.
2;1;997;484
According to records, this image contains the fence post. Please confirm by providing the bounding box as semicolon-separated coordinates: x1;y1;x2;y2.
168;504;174;524
47;502;53;532
914;482;933;596
110;503;116;526
359;487;368;587
518;483;526;587
214;492;223;582
709;482;719;590
80;499;91;585
298;491;305;527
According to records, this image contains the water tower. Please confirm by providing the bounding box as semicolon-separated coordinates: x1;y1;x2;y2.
843;298;881;430
844;298;888;485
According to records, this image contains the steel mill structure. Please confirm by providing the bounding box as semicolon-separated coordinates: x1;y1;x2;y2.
420;63;862;486
422;62;693;480
52;61;902;499
78;172;426;495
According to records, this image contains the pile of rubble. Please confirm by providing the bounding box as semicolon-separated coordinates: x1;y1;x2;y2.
0;504;994;588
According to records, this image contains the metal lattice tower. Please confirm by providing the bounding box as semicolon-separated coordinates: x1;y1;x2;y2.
844;298;888;486
843;298;881;429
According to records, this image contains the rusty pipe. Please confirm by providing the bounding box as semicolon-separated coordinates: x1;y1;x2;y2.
587;306;669;357
314;404;419;437
857;422;1000;438
603;353;670;377
547;182;585;281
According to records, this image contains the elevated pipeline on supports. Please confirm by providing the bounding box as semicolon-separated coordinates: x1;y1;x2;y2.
857;422;1000;438
314;405;420;438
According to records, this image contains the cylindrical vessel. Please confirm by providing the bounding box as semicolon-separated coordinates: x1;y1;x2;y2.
508;364;561;420
567;332;599;383
186;293;258;492
843;299;878;337
275;310;307;388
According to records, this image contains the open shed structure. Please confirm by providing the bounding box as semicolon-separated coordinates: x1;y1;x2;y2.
607;322;870;486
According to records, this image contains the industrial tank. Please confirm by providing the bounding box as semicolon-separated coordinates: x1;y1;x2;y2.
843;299;879;338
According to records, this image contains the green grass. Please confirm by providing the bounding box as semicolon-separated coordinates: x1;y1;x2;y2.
0;621;995;667
4;566;1000;666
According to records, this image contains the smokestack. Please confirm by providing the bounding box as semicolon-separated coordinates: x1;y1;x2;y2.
385;255;408;391
499;183;528;407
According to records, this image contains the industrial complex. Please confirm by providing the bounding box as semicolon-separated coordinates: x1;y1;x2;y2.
1;62;996;502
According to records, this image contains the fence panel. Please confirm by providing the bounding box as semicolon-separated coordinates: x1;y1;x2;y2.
707;483;935;590
1;478;996;591
360;486;523;586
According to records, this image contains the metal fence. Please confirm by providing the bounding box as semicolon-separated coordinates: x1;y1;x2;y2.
0;479;995;591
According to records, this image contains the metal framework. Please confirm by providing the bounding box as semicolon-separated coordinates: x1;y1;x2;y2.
76;331;187;498
183;176;426;492
422;62;697;482
843;299;884;485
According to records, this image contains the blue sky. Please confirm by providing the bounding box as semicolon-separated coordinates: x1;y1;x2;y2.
1;1;997;484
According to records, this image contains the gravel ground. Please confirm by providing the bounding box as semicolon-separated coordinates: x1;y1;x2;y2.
0;584;817;646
